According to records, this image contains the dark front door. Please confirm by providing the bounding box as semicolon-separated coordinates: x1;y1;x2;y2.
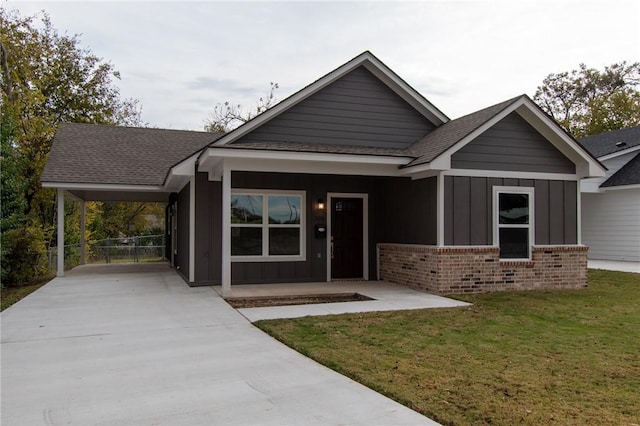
331;197;363;279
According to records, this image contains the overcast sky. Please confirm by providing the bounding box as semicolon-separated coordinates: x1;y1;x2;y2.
8;1;640;130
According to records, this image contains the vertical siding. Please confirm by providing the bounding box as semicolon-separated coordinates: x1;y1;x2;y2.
451;112;576;174
582;189;640;261
375;176;437;245
194;172;222;284
235;66;435;149
444;176;577;245
175;183;190;278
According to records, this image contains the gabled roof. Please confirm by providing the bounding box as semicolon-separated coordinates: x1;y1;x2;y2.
42;123;223;186
209;51;449;148
404;96;522;167
579;126;640;158
601;151;640;188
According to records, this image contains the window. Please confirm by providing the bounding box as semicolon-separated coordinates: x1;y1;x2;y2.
230;190;305;261
494;187;534;260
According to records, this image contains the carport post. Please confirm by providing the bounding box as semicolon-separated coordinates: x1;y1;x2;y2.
221;166;231;298
57;188;65;277
79;200;86;265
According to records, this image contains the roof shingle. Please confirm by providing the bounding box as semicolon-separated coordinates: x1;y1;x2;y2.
601;152;640;187
41;123;223;186
579;126;640;158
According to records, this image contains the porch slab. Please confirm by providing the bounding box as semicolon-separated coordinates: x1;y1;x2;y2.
214;281;470;322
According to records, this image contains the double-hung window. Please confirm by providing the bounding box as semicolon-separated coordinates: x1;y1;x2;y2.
230;190;305;261
494;187;534;260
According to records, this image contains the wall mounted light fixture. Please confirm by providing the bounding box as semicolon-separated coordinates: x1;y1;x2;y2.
317;198;325;211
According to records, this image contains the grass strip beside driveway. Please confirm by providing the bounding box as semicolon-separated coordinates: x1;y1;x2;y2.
257;270;640;425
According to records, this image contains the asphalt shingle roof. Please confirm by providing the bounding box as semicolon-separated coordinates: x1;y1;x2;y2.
41;123;223;186
601;152;640;187
579;126;640;158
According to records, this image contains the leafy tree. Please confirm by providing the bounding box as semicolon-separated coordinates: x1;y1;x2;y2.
89;202;165;241
534;62;640;137
204;82;279;132
1;8;143;285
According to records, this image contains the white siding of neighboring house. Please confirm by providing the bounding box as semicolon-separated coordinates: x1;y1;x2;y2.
582;188;640;261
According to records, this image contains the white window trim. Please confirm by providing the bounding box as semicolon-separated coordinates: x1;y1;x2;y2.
493;186;535;260
230;189;306;262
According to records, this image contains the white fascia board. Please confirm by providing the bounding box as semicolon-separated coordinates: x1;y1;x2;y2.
398;156;450;177
212;52;447;147
598;145;640;161
42;182;167;192
221;157;403;177
201;147;411;165
602;183;640;191
441;169;579;181
165;153;198;191
514;99;606;178
170;153;198;177
361;60;448;125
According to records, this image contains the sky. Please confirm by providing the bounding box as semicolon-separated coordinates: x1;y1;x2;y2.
7;0;640;131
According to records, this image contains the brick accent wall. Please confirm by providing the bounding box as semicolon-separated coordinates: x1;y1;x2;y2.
377;244;588;294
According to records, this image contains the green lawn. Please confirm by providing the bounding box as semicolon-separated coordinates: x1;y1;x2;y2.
257;270;640;425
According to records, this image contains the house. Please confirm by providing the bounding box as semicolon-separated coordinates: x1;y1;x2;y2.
41;51;605;297
580;126;640;262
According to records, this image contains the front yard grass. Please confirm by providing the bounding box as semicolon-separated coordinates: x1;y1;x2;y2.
257;270;640;425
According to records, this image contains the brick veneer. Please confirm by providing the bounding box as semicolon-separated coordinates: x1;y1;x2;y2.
377;244;588;294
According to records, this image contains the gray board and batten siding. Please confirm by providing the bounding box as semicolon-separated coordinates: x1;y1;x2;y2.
451;112;576;174
188;171;437;286
444;176;578;246
233;66;436;149
174;183;191;281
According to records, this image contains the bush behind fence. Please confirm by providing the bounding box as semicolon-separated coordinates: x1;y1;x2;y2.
47;235;166;272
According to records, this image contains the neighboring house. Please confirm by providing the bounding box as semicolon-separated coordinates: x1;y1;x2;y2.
41;52;605;296
580;126;640;262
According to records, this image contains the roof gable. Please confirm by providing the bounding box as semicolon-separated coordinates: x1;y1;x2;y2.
451;112;576;174
41;123;222;186
601;151;640;188
232;66;436;150
211;51;449;148
405;97;520;167
401;95;606;179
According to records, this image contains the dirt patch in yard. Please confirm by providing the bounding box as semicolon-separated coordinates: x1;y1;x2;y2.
226;293;374;308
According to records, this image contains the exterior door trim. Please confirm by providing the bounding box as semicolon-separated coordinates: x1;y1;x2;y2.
326;192;369;282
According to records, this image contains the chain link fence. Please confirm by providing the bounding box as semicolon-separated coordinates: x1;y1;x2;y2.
47;235;166;272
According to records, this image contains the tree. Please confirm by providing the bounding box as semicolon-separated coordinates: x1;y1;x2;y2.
204;82;279;132
534;62;640;138
1;8;143;286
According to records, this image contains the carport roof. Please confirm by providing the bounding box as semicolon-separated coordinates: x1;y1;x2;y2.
41;123;223;186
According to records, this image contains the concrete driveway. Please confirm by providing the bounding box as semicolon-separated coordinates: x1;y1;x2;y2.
1;263;437;425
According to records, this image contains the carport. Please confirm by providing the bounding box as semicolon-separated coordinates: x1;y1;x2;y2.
41;123;221;280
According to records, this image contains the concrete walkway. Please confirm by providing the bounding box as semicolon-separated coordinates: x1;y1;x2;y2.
221;281;470;322
588;259;640;273
1;263;438;425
